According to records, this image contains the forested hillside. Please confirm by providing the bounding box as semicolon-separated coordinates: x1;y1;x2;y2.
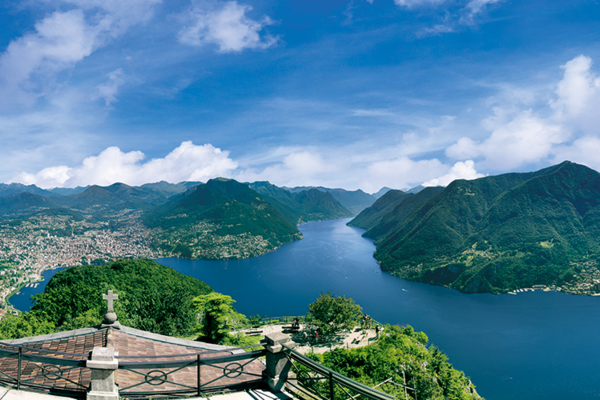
369;162;600;294
144;178;302;259
0;259;213;338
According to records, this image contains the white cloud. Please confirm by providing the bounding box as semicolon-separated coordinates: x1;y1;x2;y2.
552;55;600;134
460;0;502;24
0;10;96;105
552;137;600;171
235;151;341;187
417;24;455;37
394;0;447;7
14;141;238;188
0;0;160;106
423;160;484;186
447;110;565;170
360;157;448;193
445;54;600;171
178;1;278;53
352;109;395;117
93;68;125;106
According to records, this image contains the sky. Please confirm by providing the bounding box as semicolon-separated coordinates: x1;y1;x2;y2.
1;0;599;193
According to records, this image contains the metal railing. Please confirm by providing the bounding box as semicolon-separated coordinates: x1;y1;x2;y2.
0;345;90;397
117;345;267;397
0;343;267;398
282;344;395;400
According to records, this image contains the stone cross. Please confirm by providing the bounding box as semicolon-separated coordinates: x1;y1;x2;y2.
103;290;119;313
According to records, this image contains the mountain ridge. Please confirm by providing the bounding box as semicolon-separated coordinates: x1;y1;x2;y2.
364;161;600;294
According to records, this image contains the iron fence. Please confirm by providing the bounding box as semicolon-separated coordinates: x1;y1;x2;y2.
0;345;89;397
282;344;395;400
116;345;267;398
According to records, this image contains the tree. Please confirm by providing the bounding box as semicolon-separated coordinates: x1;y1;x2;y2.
0;313;55;340
193;292;247;343
307;291;362;336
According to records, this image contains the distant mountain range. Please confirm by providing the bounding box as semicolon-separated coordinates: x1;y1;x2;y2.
144;178;302;259
281;185;382;214
0;178;390;260
351;161;600;294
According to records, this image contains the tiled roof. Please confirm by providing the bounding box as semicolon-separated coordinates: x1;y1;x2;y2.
0;325;265;397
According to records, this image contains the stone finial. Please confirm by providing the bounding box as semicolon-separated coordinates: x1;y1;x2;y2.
102;290;120;327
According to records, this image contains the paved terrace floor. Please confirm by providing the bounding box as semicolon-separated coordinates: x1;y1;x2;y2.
239;324;381;354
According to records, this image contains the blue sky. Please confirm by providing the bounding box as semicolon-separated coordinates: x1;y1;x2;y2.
1;0;599;192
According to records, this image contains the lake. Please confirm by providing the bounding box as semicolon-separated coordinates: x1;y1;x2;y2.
12;218;600;399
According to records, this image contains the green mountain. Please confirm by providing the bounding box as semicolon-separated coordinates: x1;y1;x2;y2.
47;186;89;196
348;190;411;230
283;185;376;214
140;180;201;198
0;192;59;218
1;259;213;338
58;182;168;214
0;183;55;197
320;188;377;214
372;161;600;294
248;181;353;224
372;187;392;199
144;178;302;259
294;188;354;220
364;186;444;238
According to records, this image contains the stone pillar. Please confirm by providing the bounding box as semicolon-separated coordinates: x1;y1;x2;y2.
261;332;293;392
87;347;119;400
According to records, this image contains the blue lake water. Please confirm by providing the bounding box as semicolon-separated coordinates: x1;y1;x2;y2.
8;267;68;311
13;218;600;399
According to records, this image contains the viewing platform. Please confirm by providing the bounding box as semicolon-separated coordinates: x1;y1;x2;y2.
0;291;394;400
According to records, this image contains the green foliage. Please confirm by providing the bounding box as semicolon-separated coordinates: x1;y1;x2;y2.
193;292;247;344
0;312;55;340
311;325;480;400
0;259;213;339
348;189;411;230
307;291;362;335
249;314;262;326
370;161;600;293
144;178;302;260
249;182;354;225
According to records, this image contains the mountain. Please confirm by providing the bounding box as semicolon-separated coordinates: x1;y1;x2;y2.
372;161;600;294
248;182;353;224
363;186;444;238
295;189;354;219
0;192;59;217
321;188;377;214
0;183;55;197
405;185;426;194
372;187;393;199
58;183;167;213
47;186;89;196
348;190;411;230
144;178;302;259
140;181;201;198
282;185;376;214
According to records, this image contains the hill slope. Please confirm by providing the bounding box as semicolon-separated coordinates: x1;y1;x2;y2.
282;185;376;215
1;259;213;338
348;190;411;230
0;192;59;218
373;161;600;294
364;186;445;239
144;178;302;259
248;182;353;224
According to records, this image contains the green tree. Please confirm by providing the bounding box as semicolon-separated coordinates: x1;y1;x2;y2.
193;292;247;343
307;291;362;336
0;313;55;340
